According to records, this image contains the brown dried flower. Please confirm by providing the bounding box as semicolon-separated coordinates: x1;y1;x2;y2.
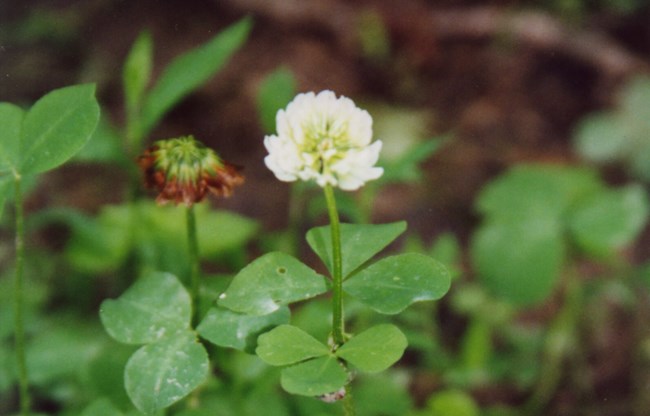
138;135;244;206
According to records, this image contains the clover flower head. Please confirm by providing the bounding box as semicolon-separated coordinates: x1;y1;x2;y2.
264;90;383;191
138;135;244;206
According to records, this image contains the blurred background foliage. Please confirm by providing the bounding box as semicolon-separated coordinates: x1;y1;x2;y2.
1;0;650;415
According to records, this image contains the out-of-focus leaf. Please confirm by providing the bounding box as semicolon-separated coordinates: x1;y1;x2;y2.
475;165;602;221
568;185;649;257
123;30;153;117
471;218;565;306
426;389;480;416
256;67;296;133
141;17;252;136
80;398;125;416
574;113;627;163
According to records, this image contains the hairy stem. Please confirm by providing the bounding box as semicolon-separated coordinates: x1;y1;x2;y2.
13;174;30;415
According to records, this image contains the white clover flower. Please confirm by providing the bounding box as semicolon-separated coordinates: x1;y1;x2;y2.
264;90;383;191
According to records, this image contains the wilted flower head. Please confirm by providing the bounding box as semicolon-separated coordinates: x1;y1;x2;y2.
138;135;244;206
264;90;383;191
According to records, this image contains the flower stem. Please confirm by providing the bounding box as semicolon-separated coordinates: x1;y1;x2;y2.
186;205;201;327
323;184;345;345
323;185;355;416
13;174;30;415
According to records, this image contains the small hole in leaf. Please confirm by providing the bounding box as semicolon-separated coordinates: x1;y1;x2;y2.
277;267;287;274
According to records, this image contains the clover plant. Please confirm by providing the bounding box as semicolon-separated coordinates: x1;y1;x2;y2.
1;84;100;415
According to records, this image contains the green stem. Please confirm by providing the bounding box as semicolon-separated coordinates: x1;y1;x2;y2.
13;174;30;415
323;185;355;416
324;184;344;345
342;385;355;415
186;205;201;327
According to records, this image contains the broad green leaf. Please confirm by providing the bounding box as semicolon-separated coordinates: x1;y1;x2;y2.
141;17;252;136
256;325;330;366
574;113;628;163
475;165;602;221
123;30;153;115
257;67;296;133
20;84;100;174
336;324;407;373
100;271;191;344
0;102;24;172
343;253;450;314
218;252;328;315
197;306;290;352
280;356;348;396
471;218;565;306
426;389;480;416
125;331;209;415
568;185;649;257
307;221;407;278
80;398;125;416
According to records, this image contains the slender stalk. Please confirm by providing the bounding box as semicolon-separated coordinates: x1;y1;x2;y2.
13;174;30;415
186;205;201;327
323;185;355;416
323;184;344;345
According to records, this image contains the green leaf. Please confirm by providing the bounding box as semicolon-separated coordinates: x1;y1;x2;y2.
0;102;25;172
380;138;443;184
100;271;191;344
218;252;328;315
123;30;153;115
19;84;100;174
256;325;330;366
0;175;12;220
343;253;450;314
197;306;290;352
336;324;407;372
141;17;252;136
568;185;649;257
574;113;628;163
256;67;297;133
280;356;348;396
475;165;602;221
307;221;407;278
426;389;480;416
125;331;209;415
471;218;566;306
80;398;125;416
